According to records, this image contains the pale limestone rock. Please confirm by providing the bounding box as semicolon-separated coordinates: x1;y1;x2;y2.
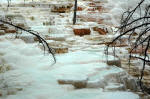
86;79;107;88
104;83;125;91
126;78;138;92
7;88;17;95
51;3;73;13
45;37;66;41
0;64;12;73
53;47;68;54
144;70;150;76
57;76;88;89
19;35;35;43
107;59;121;67
58;79;87;89
121;76;138;92
142;95;150;99
0;30;5;35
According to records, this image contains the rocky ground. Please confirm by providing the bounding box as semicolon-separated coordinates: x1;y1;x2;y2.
0;0;150;99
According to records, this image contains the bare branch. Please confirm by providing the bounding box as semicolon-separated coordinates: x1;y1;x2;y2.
0;19;56;65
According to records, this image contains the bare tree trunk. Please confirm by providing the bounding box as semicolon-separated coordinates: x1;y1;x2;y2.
7;0;10;7
7;0;11;11
73;0;77;25
24;0;25;6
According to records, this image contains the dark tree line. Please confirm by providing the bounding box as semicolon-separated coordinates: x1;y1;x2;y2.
106;0;150;94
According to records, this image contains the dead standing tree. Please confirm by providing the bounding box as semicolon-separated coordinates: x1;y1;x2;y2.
7;0;11;10
73;0;77;25
106;0;150;94
7;0;11;7
24;0;26;6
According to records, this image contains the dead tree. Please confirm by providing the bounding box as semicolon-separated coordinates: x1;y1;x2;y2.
24;0;25;6
0;19;56;65
73;0;77;25
106;0;150;94
7;0;10;7
7;0;11;10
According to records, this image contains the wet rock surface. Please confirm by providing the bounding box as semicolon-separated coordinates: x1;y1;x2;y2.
0;0;149;99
